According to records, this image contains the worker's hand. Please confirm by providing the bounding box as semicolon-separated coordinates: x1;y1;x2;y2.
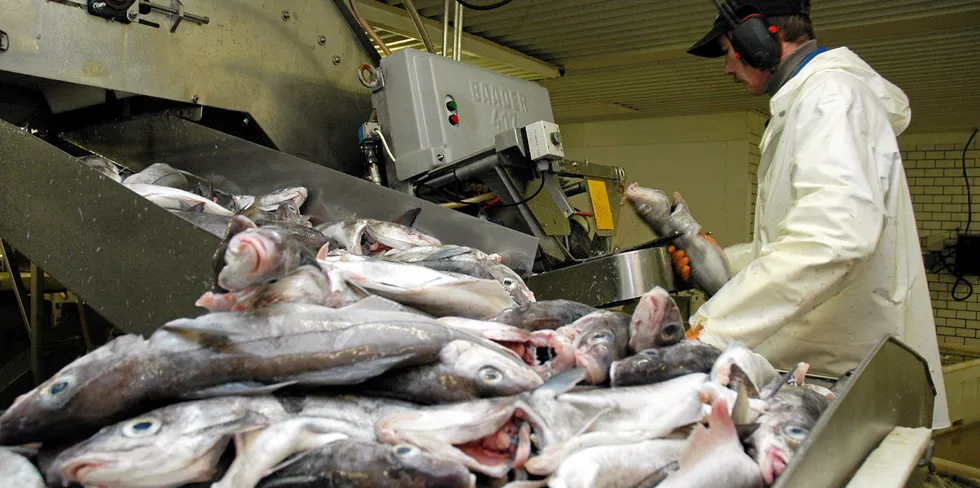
668;233;719;282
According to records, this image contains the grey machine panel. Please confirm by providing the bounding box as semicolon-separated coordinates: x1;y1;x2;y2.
372;48;556;181
62;115;540;273
0;0;378;176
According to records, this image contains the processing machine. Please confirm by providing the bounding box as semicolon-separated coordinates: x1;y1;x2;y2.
0;2;945;487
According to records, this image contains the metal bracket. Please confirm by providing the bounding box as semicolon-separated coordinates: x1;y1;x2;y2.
140;0;209;32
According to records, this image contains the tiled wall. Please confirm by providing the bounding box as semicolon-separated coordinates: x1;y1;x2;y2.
901;132;980;363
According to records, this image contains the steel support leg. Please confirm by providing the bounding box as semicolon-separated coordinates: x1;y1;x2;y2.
29;263;45;385
0;239;31;336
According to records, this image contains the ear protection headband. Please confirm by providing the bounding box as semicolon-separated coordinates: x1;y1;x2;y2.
711;0;783;73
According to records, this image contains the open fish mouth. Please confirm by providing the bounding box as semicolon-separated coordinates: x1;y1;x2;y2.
66;460;107;482
762;446;789;484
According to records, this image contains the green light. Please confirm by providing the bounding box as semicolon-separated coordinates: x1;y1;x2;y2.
446;100;457;111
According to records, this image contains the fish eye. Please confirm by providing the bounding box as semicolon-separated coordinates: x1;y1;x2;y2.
589;332;610;344
122;417;162;438
40;375;76;407
662;324;681;337
393;444;419;457
781;425;808;441
503;279;515;288
480;367;503;383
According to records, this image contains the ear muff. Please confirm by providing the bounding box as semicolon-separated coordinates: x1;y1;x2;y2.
712;1;783;72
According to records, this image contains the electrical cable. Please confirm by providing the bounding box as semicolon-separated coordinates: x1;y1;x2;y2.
926;129;979;302
962;128;978;233
454;0;513;11
403;0;437;54
373;128;397;163
491;177;545;208
350;0;391;55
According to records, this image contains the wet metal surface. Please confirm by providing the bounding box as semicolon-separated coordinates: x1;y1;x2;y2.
772;335;936;488
64;115;540;273
0;119;220;336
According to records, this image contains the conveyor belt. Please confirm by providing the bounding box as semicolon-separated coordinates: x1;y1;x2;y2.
0;116;539;335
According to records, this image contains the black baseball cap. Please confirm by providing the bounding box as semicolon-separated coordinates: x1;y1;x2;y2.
688;0;812;58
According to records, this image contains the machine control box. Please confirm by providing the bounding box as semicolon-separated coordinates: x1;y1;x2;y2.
525;121;564;161
371;48;556;181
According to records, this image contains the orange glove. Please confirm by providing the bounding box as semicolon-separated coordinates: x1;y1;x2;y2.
668;233;719;282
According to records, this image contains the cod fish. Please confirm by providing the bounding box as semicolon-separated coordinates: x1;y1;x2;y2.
357;338;544;404
197;265;360;312
317;213;441;256
76;155;123;183
218;218;319;291
629;287;686;353
564;310;631;385
711;341;780;394
0;447;44;488
376;370;707;478
126;183;235;216
382;245;536;305
610;340;723;387
255;439;475;488
624;184;732;296
0;301;459;445
656;399;763;488
494;300;598;332
253;186;309;211
746;366;832;485
545;439;687;488
318;250;516;319
48;394;421;488
123;162;190;189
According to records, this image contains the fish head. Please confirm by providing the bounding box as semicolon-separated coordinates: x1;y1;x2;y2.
364;221;442;254
608;347;661;386
376;396;527;479
571;311;631;384
258;186;308;210
46;398;254;488
746;387;830;485
249;265;330;309
218;227;290;290
442;339;543;398
380;443;476;488
629;287;685;352
623;184;672;222
0;335;149;446
487;266;536;305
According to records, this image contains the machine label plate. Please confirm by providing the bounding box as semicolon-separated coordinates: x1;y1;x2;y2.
588;179;615;230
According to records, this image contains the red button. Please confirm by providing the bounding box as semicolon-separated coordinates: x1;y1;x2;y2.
449;114;459;125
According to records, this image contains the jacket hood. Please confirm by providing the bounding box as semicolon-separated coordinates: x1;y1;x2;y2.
770;46;912;136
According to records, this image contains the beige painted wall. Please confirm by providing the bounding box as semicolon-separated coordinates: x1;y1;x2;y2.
559;110;767;250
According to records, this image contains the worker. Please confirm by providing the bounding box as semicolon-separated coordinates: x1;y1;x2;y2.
672;0;950;430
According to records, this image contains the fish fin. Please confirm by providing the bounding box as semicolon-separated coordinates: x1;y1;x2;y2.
761;367;798;400
631;461;679;488
572;406;613;437
179;201;206;212
280;352;417;385
345;280;374;300
161;318;237;337
678;399;738;470
731;379;752;426
201;411;272;438
335;295;410;313
729;363;761;399
735;422;761;440
393;207;423;227
537;367;588;395
791;362;809;386
179;381;298;400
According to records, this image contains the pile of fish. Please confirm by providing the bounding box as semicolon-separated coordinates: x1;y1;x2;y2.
0;168;839;487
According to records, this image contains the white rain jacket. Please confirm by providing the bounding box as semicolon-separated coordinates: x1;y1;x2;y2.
691;46;950;429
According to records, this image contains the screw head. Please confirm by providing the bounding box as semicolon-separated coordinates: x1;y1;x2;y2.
127;10;138;20
92;1;105;10
332;55;341;65
191;95;200;104
318;35;327;45
281;10;290;20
